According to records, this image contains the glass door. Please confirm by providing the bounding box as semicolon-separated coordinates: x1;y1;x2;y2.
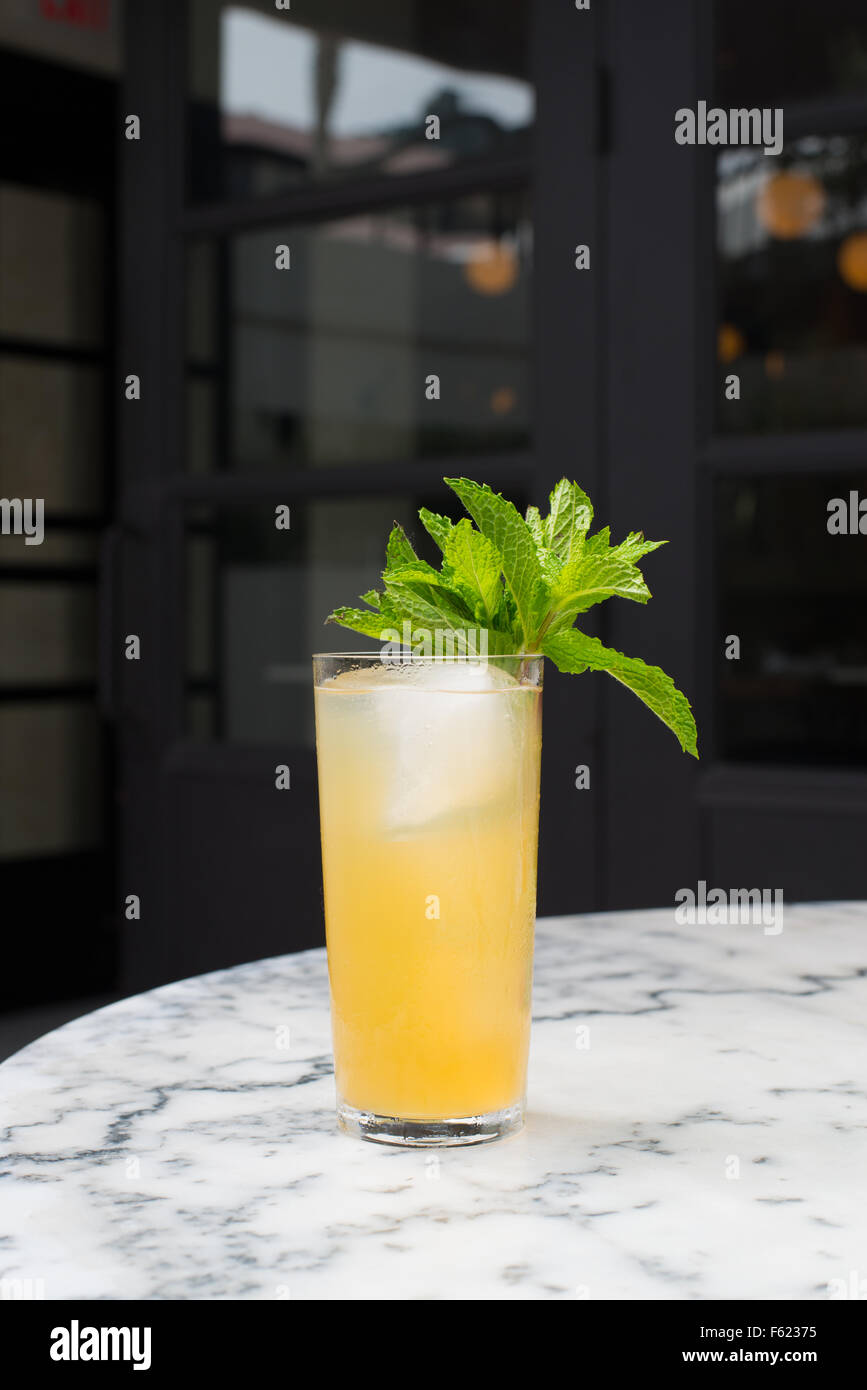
605;0;867;907
705;0;867;897
117;0;604;990
0;47;117;1008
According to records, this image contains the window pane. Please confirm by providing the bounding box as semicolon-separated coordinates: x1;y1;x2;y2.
186;692;217;741
0;700;103;859
186;495;418;745
189;0;533;202
186;193;532;470
186;376;220;475
716;475;867;765
716;134;867;433
0;184;104;348
0;582;97;686
184;487;527;744
186;534;216;681
0;528;98;570
716;0;867;108
0;2;122;75
186;240;220;364
0;356;103;511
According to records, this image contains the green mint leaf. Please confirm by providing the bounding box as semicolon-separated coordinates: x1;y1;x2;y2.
324;475;698;758
383;560;479;617
445;477;545;647
326;606;392;640
383;559;452;588
525;505;545;549
526;533;564;585
443;519;504;624
543;479;594;562
417;508;454;553
541;628;698;757
615;531;667;564
547;552;652;627
581;526;611;557
385;522;419;569
382;577;474;632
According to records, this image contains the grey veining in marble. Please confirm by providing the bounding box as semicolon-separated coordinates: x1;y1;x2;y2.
0;903;865;1300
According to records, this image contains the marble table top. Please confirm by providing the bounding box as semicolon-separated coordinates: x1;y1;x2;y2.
0;903;864;1301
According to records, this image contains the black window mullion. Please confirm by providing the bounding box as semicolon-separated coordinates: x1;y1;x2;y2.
700;431;867;474
181;156;531;238
0;338;105;366
0;684;98;702
164;453;533;508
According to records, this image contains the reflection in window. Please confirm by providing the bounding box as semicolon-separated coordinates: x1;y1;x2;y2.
0;701;103;859
189;0;533;200
716;475;867;765
184;488;527;745
186;192;532;471
0;583;97;686
0;356;104;510
0;184;104;348
716;134;867;431
186;496;422;744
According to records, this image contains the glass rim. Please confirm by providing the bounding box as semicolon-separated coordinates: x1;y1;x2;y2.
312;650;542;660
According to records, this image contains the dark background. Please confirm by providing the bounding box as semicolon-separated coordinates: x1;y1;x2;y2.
1;0;866;1054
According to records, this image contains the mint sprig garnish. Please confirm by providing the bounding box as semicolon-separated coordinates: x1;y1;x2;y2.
325;477;698;757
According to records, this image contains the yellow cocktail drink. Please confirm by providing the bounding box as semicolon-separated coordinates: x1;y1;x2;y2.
315;475;699;1144
314;656;542;1144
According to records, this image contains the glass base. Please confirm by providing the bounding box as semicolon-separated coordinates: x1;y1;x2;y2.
337;1100;524;1148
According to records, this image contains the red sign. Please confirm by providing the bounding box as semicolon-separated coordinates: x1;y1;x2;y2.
39;0;110;31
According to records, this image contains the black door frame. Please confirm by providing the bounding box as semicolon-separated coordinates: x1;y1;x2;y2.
603;0;702;907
